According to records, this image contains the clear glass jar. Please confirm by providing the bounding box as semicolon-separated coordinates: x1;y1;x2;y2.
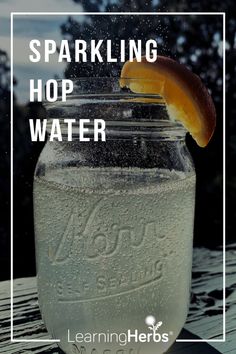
34;78;196;354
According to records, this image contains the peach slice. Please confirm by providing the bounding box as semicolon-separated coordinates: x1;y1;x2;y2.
120;56;216;147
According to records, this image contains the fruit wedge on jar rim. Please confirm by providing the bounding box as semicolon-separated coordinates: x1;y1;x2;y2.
120;55;216;147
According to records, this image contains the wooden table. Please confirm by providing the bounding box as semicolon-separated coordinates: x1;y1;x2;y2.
0;246;235;354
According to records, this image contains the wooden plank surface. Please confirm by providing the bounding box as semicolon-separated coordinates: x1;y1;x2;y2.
0;246;235;354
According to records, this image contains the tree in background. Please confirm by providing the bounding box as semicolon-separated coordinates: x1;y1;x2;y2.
0;50;11;278
0;50;44;279
0;0;235;280
60;0;229;247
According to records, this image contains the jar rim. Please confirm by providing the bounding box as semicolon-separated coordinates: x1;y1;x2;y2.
44;78;186;136
45;77;164;100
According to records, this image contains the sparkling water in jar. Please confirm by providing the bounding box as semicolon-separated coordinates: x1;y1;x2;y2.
34;78;196;354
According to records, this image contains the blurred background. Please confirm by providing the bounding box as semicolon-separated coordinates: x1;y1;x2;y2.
0;0;234;281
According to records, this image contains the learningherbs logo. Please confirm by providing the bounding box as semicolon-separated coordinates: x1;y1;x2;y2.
68;315;172;346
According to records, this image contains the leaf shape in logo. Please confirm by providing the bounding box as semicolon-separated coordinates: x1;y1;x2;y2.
155;321;163;331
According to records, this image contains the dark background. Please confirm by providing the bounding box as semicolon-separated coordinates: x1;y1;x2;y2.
0;0;234;281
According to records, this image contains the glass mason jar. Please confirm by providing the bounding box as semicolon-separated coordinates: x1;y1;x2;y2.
34;78;196;354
